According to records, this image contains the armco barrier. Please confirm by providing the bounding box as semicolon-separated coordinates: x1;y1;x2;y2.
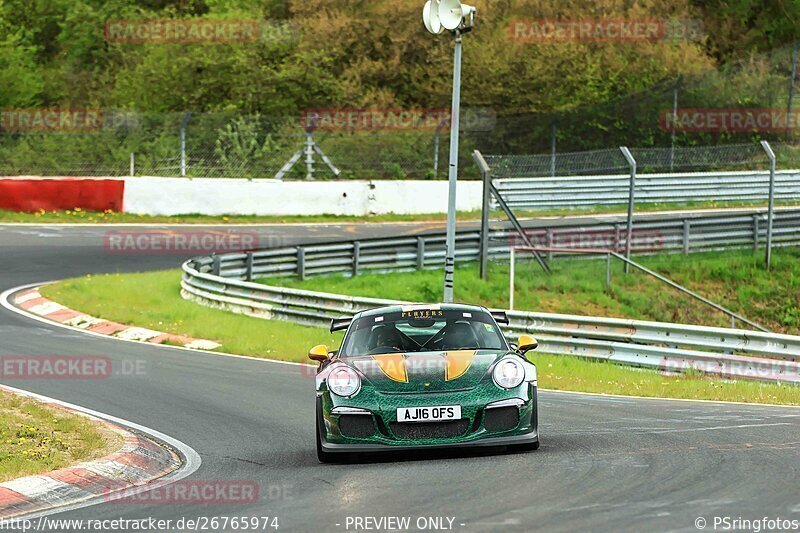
180;209;800;385
491;170;800;209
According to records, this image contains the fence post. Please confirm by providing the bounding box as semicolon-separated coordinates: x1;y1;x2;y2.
180;112;192;177
352;241;361;277
130;153;135;177
788;40;798;141
550;121;557;177
682;220;690;255
670;77;681;171
297;247;306;280
245;252;254;281
753;214;760;250
619;147;637;273
760;140;776;269
473;150;491;280
509;247;515;310
416;237;425;270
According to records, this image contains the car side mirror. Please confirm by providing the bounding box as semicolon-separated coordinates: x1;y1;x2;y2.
517;334;538;355
308;344;330;362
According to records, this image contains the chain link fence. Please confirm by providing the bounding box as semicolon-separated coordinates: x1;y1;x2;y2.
0;36;796;181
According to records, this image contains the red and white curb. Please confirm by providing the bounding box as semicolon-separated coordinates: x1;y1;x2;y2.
0;385;183;519
15;288;220;351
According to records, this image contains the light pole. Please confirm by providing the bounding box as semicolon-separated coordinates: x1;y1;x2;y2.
423;0;476;303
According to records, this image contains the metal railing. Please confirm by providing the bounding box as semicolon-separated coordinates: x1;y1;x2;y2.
510;246;767;331
490;169;800;209
180;211;800;385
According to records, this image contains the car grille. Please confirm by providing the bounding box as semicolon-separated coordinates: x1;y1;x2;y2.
339;415;375;438
483;406;520;432
389;419;470;440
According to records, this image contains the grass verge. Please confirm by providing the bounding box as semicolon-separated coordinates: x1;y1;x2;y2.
2;199;797;225
40;271;342;363
262;248;800;334
0;389;121;482
40;270;799;405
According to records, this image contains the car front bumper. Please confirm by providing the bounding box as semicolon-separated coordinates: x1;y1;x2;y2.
318;383;538;452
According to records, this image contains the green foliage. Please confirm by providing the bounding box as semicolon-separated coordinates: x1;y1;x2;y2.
262;247;800;335
0;0;797;176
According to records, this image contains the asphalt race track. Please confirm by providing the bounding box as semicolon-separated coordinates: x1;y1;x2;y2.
1;222;799;532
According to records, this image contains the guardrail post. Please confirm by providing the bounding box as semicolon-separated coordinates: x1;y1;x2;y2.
605;252;611;293
180;112;192;177
619;147;637;274
760;140;776;269
614;223;621;253
546;229;554;263
352;241;361;277
753;214;760;250
245;252;254;281
212;254;221;276
473;150;491;280
297;247;306;280
416;237;425;270
509;247;515;310
682;220;690;255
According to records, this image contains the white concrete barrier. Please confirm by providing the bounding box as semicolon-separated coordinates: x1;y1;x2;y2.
123;178;483;216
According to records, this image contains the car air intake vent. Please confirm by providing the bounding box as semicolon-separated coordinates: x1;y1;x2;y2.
390;419;470;439
339;415;375;438
483;406;520;432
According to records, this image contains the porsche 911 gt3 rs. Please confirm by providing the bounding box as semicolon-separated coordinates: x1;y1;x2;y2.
309;303;540;462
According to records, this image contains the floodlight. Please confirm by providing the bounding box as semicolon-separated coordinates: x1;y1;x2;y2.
423;0;444;34
438;0;475;31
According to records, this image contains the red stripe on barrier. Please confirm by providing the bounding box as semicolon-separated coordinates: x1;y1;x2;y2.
0;487;35;514
0;178;124;213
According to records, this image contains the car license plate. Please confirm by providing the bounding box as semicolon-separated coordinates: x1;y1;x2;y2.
396;405;461;423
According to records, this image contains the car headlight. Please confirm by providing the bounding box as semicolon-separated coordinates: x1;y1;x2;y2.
327;364;361;397
493;358;525;389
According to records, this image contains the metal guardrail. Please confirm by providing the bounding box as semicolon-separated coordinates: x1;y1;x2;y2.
491;170;800;209
181;209;800;385
511;246;768;332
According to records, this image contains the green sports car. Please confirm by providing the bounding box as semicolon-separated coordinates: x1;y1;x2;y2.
309;303;540;462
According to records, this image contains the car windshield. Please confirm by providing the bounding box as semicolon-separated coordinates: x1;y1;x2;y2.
339;308;507;356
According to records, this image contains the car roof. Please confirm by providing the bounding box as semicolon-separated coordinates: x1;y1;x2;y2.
353;303;489;320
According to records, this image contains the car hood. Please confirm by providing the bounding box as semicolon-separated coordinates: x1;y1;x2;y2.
344;350;507;393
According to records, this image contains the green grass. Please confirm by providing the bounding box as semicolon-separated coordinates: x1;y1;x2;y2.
534;353;798;405
41;271;341;362
40;268;800;405
0;389;121;482
2;199;798;225
262;248;800;334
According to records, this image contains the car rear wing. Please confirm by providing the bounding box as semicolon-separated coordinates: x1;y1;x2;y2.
490;311;509;325
330;317;353;333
